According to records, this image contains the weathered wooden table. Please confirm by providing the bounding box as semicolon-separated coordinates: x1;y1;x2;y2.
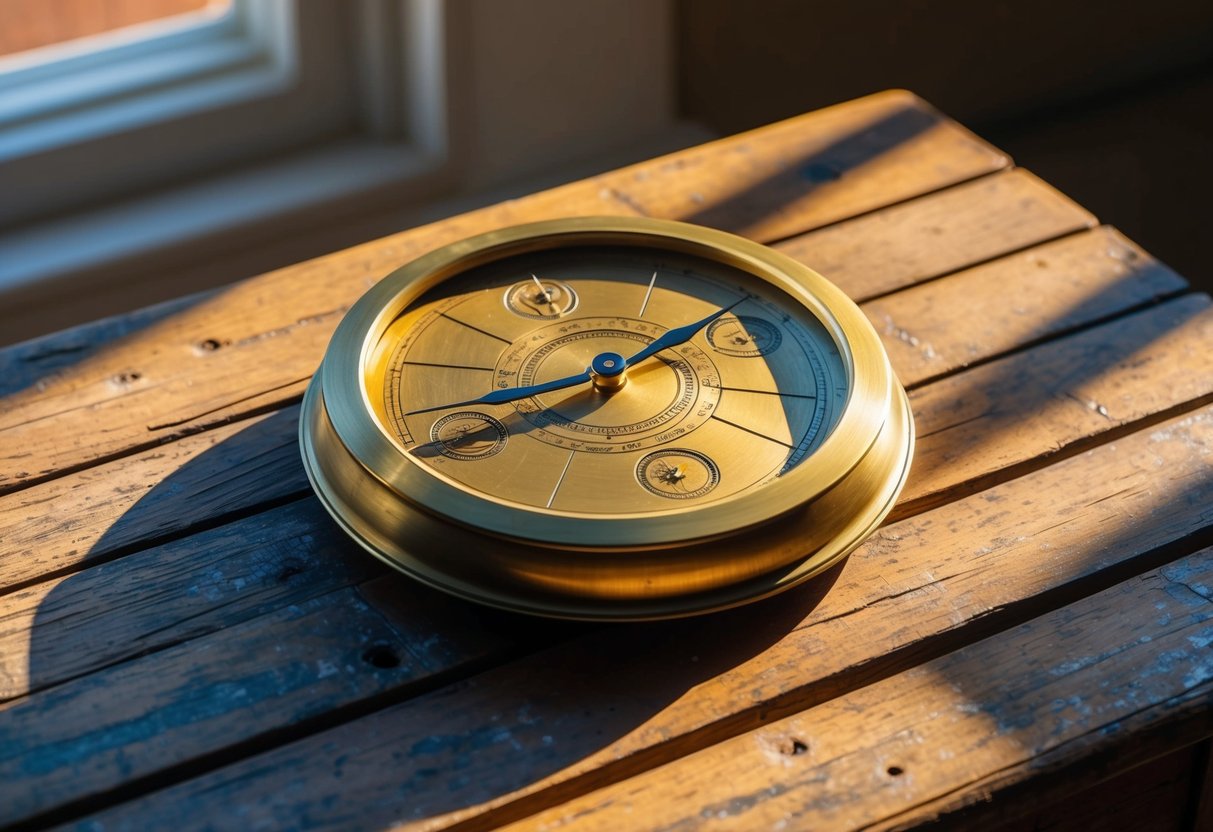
2;90;1212;831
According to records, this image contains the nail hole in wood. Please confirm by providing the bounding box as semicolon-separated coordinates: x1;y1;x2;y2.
887;765;904;777
199;338;223;351
780;738;809;756
362;644;400;669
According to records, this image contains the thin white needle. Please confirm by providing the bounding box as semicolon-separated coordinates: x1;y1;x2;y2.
638;270;657;317
531;273;553;305
546;450;576;508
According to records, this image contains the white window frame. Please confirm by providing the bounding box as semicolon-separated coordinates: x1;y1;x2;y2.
0;0;449;315
0;0;448;226
0;0;683;345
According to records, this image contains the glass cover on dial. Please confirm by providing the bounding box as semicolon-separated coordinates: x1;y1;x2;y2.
364;246;849;515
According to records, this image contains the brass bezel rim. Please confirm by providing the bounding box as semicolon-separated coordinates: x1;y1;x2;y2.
314;216;895;547
298;374;913;621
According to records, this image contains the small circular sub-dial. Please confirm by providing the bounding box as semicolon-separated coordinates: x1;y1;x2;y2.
504;277;578;319
637;449;720;500
707;315;782;357
426;411;508;460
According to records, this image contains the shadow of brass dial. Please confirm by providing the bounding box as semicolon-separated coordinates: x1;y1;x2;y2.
300;217;914;620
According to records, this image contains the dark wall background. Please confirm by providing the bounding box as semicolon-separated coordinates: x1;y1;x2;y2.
677;0;1213;294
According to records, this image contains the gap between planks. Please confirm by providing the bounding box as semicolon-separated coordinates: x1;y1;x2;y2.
40;404;1213;832
492;546;1213;832
0;226;1192;601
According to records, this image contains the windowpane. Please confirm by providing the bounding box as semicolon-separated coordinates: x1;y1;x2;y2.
0;0;230;59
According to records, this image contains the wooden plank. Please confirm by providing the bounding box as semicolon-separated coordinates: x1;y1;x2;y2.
0;293;194;399
775;168;1096;301
991;745;1200;832
902;293;1213;516
498;546;1213;832
867;226;1188;388
58;405;1213;831
0;259;1201;664
601;89;1009;242
1;227;1178;596
0;499;385;701
1;203;1127;601
0;578;523;829
0;405;308;593
0;91;1008;493
0;166;1059;405
1;254;1200;604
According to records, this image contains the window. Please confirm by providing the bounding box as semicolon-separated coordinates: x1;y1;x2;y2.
0;0;680;344
0;0;445;226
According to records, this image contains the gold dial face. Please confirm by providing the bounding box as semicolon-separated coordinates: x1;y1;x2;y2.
301;217;913;620
363;247;848;516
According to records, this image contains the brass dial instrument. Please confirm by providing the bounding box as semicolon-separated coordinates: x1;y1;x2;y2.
299;217;913;620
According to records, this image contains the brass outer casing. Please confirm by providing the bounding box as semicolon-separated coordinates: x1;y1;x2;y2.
299;217;914;620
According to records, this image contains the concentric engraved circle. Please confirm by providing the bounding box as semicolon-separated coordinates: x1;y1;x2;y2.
429;411;508;460
707;315;782;357
637;449;721;499
494;316;722;452
504;278;578;319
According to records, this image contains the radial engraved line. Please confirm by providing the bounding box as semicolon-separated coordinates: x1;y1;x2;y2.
709;413;796;448
440;312;513;344
712;385;817;399
546;450;577;508
638;271;657;317
402;360;495;372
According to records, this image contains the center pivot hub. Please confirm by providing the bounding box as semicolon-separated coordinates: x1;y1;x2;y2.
590;351;627;391
496;317;721;454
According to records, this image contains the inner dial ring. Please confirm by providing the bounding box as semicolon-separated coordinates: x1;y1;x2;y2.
499;317;721;452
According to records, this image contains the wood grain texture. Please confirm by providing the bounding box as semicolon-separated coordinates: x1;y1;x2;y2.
0;240;1192;629
500;546;1213;832
775;168;1096;301
865;226;1188;388
0;405;306;593
990;745;1200;832
0;172;1119;600
3;90;1209;832
0;405;305;594
0;91;1008;494
0;232;1181;600
902;293;1213;516
0;219;1166;601
0;499;383;701
58;405;1213;831
0;293;194;399
0;578;525;828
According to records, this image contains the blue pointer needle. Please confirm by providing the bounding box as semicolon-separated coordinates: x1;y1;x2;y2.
403;297;745;417
621;297;745;366
404;368;592;415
